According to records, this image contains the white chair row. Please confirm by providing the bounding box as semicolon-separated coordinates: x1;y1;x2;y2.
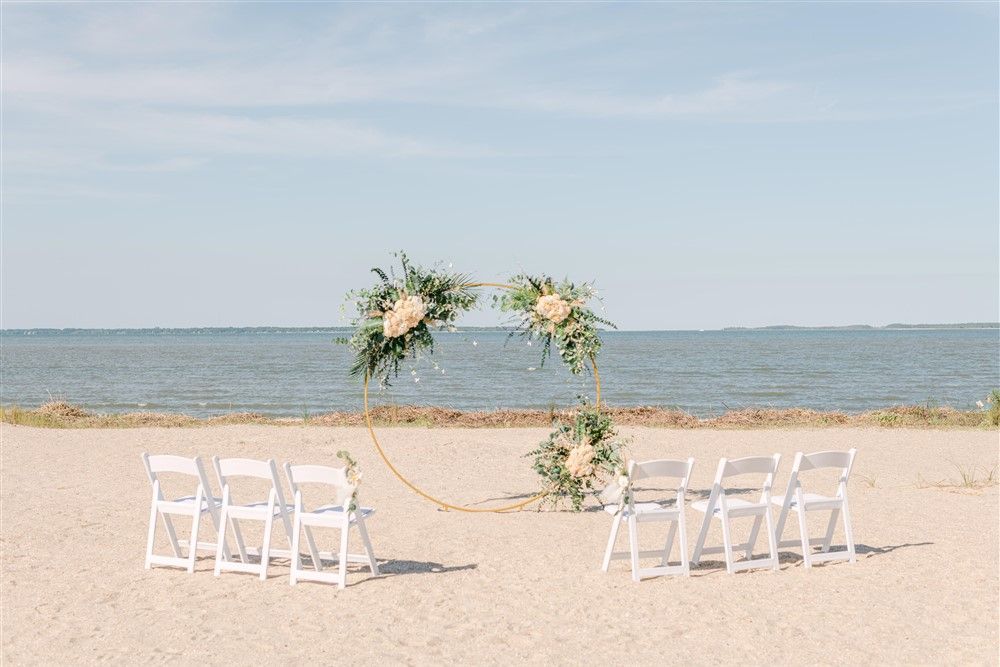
602;449;857;582
141;453;378;589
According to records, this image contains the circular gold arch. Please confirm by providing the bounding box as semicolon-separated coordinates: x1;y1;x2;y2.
363;282;602;513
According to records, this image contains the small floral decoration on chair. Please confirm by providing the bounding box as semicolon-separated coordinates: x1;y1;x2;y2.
341;253;478;386
337;450;362;512
497;275;615;374
526;403;629;511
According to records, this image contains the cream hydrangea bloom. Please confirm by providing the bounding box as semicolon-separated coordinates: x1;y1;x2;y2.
382;294;427;338
534;293;571;324
565;441;596;478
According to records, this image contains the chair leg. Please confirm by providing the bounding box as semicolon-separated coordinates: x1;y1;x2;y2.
260;512;275;581
661;521;677;567
355;515;379;576
821;509;840;553
745;515;763;560
303;526;323;572
763;508;779;571
213;505;228;576
719;516;735;574
162;515;183;558
187;510;202;574
337;523;350;589
230;518;250;563
145;499;158;570
207;506;232;562
841;500;856;564
691;511;713;566
627;515;640;583
677;512;690;576
289;514;301;586
601;514;622;572
796;508;811;568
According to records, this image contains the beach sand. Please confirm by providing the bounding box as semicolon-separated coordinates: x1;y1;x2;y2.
2;424;997;664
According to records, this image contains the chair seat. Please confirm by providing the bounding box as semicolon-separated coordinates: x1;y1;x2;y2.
225;500;292;519
158;495;222;513
305;505;375;521
692;497;768;516
604;502;679;520
234;500;291;512
771;493;842;510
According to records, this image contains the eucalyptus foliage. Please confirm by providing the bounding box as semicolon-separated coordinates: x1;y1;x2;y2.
342;253;478;385
526;404;628;511
497;274;615;374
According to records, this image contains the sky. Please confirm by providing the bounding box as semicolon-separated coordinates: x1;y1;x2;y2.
1;2;997;330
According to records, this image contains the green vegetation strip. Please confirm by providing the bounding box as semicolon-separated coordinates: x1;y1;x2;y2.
2;398;998;430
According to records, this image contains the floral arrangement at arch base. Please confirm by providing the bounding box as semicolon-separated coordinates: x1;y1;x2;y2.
526;402;630;511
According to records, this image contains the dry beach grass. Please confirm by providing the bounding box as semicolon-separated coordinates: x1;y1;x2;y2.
1;400;993;430
1;423;997;664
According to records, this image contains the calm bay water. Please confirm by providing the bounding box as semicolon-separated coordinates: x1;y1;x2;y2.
1;328;997;417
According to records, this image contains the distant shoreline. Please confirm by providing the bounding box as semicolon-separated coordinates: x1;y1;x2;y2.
1;322;997;335
2;400;995;430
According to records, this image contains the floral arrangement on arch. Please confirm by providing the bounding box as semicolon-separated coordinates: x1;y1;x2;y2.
526;403;629;511
341;253;478;385
337;450;362;512
497;275;615;375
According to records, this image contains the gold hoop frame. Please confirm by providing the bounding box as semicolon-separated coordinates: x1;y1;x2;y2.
363;282;602;513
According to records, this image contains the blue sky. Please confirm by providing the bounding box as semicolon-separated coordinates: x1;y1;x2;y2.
2;2;997;330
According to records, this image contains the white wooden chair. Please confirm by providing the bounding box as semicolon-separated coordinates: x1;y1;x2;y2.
771;449;858;567
142;453;229;573
285;463;379;589
691;454;781;574
601;458;694;582
212;457;304;580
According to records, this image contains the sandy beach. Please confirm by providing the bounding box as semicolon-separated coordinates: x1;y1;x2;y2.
2;424;997;665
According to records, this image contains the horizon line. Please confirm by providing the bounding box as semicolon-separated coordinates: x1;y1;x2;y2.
2;322;998;334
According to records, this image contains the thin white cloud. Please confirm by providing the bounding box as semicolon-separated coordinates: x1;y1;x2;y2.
2;2;991;182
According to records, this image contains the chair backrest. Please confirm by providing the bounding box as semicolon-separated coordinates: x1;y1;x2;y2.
787;449;857;497
708;454;781;509
628;458;694;485
721;455;781;478
284;463;354;508
213;456;287;507
142;453;213;498
798;449;856;474
626;458;695;507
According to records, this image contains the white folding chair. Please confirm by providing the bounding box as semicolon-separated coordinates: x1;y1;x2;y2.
771;449;858;568
212;457;312;580
285;463;379;589
691;454;781;574
142;453;228;573
601;458;694;582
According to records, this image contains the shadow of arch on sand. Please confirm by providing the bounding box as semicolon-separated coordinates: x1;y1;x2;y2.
375;559;478;575
854;541;933;555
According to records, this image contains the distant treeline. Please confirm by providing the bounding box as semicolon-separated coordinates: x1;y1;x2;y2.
2;323;998;335
722;323;999;331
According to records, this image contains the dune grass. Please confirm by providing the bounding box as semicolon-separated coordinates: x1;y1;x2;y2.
0;400;995;430
917;461;999;491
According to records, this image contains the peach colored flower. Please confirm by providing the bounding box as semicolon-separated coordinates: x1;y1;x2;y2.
535;294;571;325
382;294;427;338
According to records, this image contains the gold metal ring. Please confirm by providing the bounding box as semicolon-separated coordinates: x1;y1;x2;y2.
363;282;601;512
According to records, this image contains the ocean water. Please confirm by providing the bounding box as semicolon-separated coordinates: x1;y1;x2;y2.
1;328;997;417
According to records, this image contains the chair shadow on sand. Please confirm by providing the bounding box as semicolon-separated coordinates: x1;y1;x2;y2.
464;486;761;512
188;552;477;584
689;541;935;575
344;559;478;588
